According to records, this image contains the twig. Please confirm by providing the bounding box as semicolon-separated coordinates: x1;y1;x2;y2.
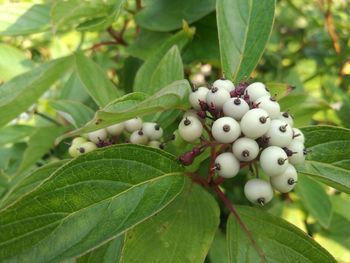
212;185;267;263
107;26;128;46
34;111;61;126
324;0;341;54
88;41;118;51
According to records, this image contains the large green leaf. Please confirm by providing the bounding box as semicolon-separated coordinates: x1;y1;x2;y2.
208;231;228;263
295;176;332;229
50;100;95;128
216;0;275;81
50;0;108;29
297;126;350;194
135;0;215;32
0;144;185;262
0;125;35;147
0;3;50;36
0;160;67;209
77;235;124;263
133;29;194;92
227;206;336;262
120;182;219;263
16;126;67;175
0;44;33;81
58;80;190;141
0;56;74;127
74;52;121;107
148;46;184;94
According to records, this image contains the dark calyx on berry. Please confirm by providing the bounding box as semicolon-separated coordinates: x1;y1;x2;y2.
277;158;287;165
242;150;250;157
223;124;231;132
259;116;268;124
154;124;161;130
279;124;288;132
184;118;191;126
288;178;296;185
257;197;265;206
234;98;241;105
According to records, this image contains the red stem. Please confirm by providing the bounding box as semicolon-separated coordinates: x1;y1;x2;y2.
88;41;118;50
212;185;267;262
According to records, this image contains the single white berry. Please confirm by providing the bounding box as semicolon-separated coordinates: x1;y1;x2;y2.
212;117;241;143
232;137;259;161
265;119;293;147
178;116;203;142
88;129;108;143
287;141;306;165
214;152;240;178
240;109;271;139
183;110;200;120
79;142;97;154
245;82;270;102
223;98;249;120
130;130;149;145
260;146;289;177
142;122;163;140
213;78;235;92
244;179;274;205
69;145;81;158
292;128;305;143
148;140;162;149
270;164;298;193
71;137;87;146
255;96;281;119
125;117;143;133
189;87;209;110
278;111;294;127
106;122;125;136
206;87;230;109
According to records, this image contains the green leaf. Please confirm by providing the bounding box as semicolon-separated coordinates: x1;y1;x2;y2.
59;72;90;102
297;126;350;194
120;182;219;263
217;0;275;81
0;144;185;262
127;29;171;60
58;80;190;141
50;100;95;128
0;160;67;209
133;29;194;92
147;46;184;94
227;206;336;263
0;56;74;128
266;82;294;100
208;231;228;263
50;0;108;30
74;52;121;107
135;0;215;32
0;44;34;81
295;176;332;229
0;3;50;36
0;125;35;147
16;126;67;175
77;235;124;263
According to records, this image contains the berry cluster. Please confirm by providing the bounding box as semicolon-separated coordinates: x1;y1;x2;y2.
178;79;307;205
69;117;164;157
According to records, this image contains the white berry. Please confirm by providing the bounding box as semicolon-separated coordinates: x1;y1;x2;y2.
106;122;125;136
214;152;240;178
270;164;298;193
287;141;306;165
232;137;259;161
148;140;162;149
206;87;230;109
292;128;305;143
189;87;209;110
255;96;280;119
260;146;289;177
142;122;163;140
223;98;249;120
178;116;203;142
245;82;270;102
88;129;108;143
213;78;235;92
183;110;200;120
130;130;149;145
265;119;293;147
69;145;81;158
71;137;86;146
278;111;294;126
212;117;241;143
240;109;271;139
79;142;97;154
244;179;274;205
125;117;143;133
